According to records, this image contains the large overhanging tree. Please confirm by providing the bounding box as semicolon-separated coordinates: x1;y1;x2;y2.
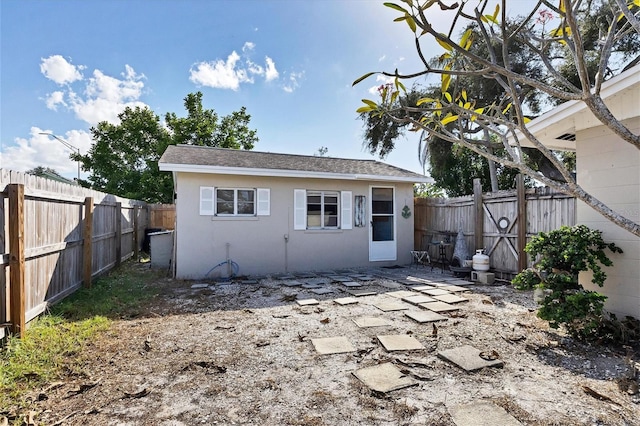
76;92;258;203
354;0;640;237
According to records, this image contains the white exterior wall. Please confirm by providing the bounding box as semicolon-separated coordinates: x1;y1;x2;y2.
576;118;640;319
173;172;416;278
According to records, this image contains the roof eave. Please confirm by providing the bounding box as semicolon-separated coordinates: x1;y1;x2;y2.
158;163;431;183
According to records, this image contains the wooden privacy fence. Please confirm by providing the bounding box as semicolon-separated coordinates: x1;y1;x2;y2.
414;176;576;276
148;204;175;230
1;170;148;338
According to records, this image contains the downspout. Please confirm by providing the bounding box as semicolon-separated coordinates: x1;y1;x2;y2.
171;171;177;278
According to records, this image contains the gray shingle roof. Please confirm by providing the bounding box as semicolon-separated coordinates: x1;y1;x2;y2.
159;145;427;181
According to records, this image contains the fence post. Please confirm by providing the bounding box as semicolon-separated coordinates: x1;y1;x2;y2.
83;197;94;288
473;178;483;251
516;174;527;271
8;184;25;337
115;202;122;267
133;205;139;260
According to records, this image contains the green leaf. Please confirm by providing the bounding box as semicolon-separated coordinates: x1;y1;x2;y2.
523;117;531;123
394;16;408;22
441;114;459;125
384;2;408;13
436;35;453;51
474;107;485;115
362;99;378;108
460;29;472;48
441;73;451;93
406;15;417;32
461;89;467;102
502;102;512;114
416;97;435;105
492;3;500;20
443;92;452;103
395;77;406;93
356;106;376;114
352;72;376;86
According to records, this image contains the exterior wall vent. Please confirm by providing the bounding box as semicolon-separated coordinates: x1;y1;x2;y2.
556;133;576;141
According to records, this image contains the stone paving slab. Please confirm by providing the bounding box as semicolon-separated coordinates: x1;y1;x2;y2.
433;294;468;304
353;362;417;393
304;278;328;286
190;283;209;289
342;281;362;288
402;294;436;305
347;290;377;297
405;310;448;323
421;288;451;296
377;334;425;351
419;301;459;313
439;285;470;292
386;290;417;299
328;276;352;282
311;336;356;355
447;279;474;286
353;316;392;327
296;298;320;306
448;402;522;426
334;297;359;305
438;345;504;371
373;300;410;312
301;283;323;289
408;285;436;291
311;288;334;295
378;281;403;289
282;280;303;287
354;275;376;281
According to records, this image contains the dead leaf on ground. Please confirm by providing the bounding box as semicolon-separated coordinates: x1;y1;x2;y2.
65;380;100;398
479;350;500;361
582;385;620;406
432;324;438;336
297;332;307;342
0;416;7;426
256;340;270;347
123;388;151;399
183;361;227;374
320;317;330;324
280;294;297;302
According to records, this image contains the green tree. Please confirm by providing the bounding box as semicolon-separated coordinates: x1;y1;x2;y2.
354;0;640;237
77;92;258;203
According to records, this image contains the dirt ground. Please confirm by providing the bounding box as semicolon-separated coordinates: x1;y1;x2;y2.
19;263;640;425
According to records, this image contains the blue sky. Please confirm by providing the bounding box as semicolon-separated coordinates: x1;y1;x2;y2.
0;1;528;180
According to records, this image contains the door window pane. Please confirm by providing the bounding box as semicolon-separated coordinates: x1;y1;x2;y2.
372;216;394;241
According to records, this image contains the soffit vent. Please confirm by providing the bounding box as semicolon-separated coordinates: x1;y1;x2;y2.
556;133;576;141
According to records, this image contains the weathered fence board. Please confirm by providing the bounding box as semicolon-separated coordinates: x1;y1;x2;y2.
1;169;149;338
415;177;576;276
148;204;175;230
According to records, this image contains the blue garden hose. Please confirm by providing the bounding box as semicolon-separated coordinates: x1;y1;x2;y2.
205;259;240;281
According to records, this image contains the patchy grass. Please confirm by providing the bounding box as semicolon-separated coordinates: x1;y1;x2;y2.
0;260;161;412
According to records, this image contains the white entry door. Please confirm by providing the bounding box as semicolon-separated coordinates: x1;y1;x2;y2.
369;186;397;261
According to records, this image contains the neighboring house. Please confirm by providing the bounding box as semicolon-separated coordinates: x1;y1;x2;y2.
519;64;640;320
159;145;430;278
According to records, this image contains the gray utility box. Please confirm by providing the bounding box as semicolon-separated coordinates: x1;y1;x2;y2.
149;230;174;269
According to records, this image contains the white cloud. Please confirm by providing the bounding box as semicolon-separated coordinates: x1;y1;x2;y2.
379;54;386;62
40;55;84;85
41;61;147;126
190;43;282;90
283;71;304;93
265;57;279;81
45;91;66;110
189;51;251;90
0;127;92;179
242;42;255;52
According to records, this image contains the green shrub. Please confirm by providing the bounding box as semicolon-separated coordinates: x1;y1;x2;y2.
512;225;622;340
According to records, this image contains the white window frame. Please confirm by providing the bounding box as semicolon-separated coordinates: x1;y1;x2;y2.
306;190;340;229
215;188;256;216
200;187;270;217
294;189;352;230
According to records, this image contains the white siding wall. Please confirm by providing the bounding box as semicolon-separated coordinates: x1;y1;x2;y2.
576;118;640;319
174;172;415;278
